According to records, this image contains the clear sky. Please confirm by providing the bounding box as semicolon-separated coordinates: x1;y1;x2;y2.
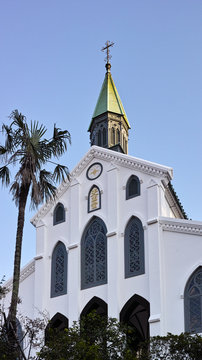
0;0;202;280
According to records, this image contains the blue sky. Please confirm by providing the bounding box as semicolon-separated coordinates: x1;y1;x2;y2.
0;0;202;279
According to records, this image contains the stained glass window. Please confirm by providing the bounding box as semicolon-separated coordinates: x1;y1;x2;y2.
125;217;144;278
81;217;107;289
53;203;65;225
126;175;140;200
184;267;202;333
51;242;67;298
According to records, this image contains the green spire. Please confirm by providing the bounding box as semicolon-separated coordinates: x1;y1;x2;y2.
88;64;130;131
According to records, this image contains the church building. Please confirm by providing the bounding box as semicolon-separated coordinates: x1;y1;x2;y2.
2;45;202;347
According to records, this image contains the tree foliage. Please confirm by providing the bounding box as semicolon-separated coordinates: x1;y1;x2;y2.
38;312;202;360
39;312;137;360
0;110;71;325
0;310;201;359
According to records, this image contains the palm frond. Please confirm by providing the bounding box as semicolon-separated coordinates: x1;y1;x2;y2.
31;120;47;139
49;125;71;158
52;164;70;183
30;175;42;209
10;181;20;205
0;166;10;186
2;124;14;152
9;110;26;129
39;169;56;201
0;146;7;156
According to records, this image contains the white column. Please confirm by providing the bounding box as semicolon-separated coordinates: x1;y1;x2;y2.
106;165;119;319
68;179;80;325
147;181;163;335
34;221;47;317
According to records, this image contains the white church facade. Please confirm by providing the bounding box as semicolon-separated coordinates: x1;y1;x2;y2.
2;56;202;345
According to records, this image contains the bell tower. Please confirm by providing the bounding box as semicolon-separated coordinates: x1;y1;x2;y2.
88;42;130;154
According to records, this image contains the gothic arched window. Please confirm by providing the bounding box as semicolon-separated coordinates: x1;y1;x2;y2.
51;242;67;298
103;128;107;146
111;127;115;145
116;128;120;144
126;175;140;200
184;267;202;333
53;203;65;225
124;217;145;278
88;185;101;213
81;217;107;290
98;130;102;146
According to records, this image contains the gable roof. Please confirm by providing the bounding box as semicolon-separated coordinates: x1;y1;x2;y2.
30;145;173;227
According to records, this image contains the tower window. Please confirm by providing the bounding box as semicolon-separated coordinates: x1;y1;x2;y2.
116;128;120;143
53;203;65;225
126;175;140;200
103;128;107;146
51;242;67;298
184;267;202;333
98;130;102;146
124;217;145;278
111;127;115;145
81;217;107;289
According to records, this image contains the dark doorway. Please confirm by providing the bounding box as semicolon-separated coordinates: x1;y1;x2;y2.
120;294;150;349
45;312;68;342
81;296;108;318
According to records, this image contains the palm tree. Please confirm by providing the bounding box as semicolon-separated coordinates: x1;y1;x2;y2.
0;110;71;327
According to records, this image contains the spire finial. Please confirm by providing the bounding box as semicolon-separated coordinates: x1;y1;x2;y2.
101;40;115;72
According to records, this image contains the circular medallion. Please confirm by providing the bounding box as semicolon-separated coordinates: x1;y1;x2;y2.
86;162;103;180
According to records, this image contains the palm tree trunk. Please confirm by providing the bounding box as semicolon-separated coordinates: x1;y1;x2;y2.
9;184;30;326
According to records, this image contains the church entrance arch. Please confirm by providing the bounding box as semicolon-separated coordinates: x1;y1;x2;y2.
80;296;108;318
45;312;69;342
120;294;150;349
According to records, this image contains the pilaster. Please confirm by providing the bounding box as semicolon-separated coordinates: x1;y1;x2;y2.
106;165;119;318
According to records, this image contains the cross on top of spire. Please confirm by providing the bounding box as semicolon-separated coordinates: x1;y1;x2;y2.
101;41;114;71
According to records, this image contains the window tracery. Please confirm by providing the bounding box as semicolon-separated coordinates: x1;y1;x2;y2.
51;242;67;297
124;217;144;278
81;217;107;289
184;267;202;333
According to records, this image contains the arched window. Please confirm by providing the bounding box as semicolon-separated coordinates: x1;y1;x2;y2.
88;185;101;213
116;128;120;144
184;267;202;333
51;242;67;298
81;217;107;289
103;128;107;146
98;129;102;146
111;127;115;145
126;175;140;200
124;217;144;278
53;203;65;225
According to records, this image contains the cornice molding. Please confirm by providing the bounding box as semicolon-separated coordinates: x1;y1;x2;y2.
5;260;35;292
165;188;184;219
31;146;172;226
160;218;202;236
